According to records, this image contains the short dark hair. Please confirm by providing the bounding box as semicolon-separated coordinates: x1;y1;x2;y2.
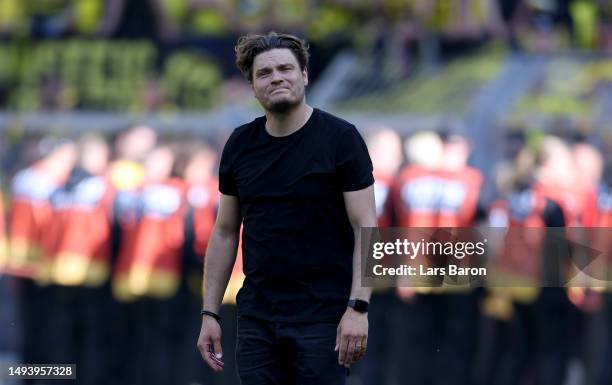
235;32;310;82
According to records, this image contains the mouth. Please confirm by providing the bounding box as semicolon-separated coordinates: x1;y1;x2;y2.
270;88;289;95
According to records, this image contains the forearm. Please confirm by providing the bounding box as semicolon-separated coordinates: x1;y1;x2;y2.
349;226;373;302
202;227;239;313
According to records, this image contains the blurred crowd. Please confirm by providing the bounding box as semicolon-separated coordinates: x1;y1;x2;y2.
3;1;612;113
0;125;242;385
359;126;612;385
2;1;612;61
0;121;610;385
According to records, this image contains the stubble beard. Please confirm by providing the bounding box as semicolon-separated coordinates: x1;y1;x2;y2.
262;87;305;114
267;98;300;114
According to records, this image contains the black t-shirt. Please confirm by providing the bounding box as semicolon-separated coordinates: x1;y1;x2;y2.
219;108;374;323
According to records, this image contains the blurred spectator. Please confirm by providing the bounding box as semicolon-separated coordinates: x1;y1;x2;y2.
161;0;233;37
113;144;184;300
99;0;176;40
183;142;218;258
177;141;220;385
109;124;157;191
389;131;483;385
40;134;116;385
354;127;403;385
493;135;580;385
24;0;72;38
525;0;574;50
8;139;76;274
7;138;77;377
595;164;612;385
112;143;187;385
49;134;114;288
0;0;27;37
366;127;403;223
0;184;7;270
180;140;243;385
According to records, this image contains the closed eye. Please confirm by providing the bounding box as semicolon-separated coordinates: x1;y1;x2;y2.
255;69;271;78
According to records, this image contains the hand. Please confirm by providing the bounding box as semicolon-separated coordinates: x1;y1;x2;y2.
335;307;368;367
196;315;224;372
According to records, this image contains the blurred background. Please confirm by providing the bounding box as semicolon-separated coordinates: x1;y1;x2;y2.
0;1;611;385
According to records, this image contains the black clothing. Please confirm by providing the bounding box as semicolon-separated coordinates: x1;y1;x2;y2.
236;315;345;385
113;0;160;39
219;108;373;323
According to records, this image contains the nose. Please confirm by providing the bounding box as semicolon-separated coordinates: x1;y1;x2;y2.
270;70;283;84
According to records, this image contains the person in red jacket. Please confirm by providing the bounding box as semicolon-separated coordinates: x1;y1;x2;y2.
43;134;115;385
8;138;76;369
595;165;612;385
184;143;220;261
50;134;115;288
179;141;243;385
114;144;188;385
355;127;403;385
494;135;576;385
390;131;484;385
113;145;186;301
8;140;76;277
0;188;8;271
565;140;607;385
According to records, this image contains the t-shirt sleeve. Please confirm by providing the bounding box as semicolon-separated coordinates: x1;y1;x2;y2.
335;126;374;192
218;137;239;196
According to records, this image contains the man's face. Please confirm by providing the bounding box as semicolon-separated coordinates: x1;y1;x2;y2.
251;48;308;113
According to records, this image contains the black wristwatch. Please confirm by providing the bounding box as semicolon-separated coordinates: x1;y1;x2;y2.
347;299;369;313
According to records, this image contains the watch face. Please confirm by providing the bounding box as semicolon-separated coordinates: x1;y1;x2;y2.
349;299;369;313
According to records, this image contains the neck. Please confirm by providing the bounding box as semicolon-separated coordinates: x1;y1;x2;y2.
265;102;313;137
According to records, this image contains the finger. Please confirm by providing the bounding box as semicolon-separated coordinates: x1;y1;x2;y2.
203;344;224;372
338;334;349;365
356;336;368;361
209;352;226;369
208;344;225;365
353;340;362;362
213;339;224;361
346;336;357;365
197;342;208;362
344;339;355;365
360;336;368;357
207;356;224;372
335;326;341;352
346;337;358;365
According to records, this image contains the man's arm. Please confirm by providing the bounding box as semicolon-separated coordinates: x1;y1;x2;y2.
197;193;241;372
336;184;377;367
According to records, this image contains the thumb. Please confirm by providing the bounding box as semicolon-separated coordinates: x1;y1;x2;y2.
213;338;223;359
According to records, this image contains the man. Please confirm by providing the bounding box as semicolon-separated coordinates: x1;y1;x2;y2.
389;132;484;385
197;32;376;384
493;136;573;385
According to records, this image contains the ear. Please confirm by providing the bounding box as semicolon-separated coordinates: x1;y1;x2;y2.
303;68;309;86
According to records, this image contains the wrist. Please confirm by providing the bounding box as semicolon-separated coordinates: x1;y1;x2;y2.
200;309;222;324
346;307;368;317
